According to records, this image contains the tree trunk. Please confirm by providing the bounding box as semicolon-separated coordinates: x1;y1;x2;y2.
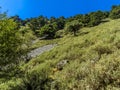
73;30;76;36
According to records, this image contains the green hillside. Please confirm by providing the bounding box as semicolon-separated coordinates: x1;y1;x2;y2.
0;18;120;90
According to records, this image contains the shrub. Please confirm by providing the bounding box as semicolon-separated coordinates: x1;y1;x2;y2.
0;19;26;69
16;68;52;90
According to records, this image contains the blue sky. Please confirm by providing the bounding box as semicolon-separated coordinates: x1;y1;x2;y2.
0;0;120;19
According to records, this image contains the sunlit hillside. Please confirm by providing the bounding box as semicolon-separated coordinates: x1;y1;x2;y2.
0;18;120;90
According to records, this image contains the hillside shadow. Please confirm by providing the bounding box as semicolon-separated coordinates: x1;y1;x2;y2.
79;31;89;36
101;19;110;23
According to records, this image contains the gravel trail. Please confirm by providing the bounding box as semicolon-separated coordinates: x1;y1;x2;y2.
27;44;57;59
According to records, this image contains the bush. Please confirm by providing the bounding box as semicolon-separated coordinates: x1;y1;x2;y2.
16;68;53;90
0;19;26;68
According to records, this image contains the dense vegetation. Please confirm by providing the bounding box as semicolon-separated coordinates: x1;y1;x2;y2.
9;10;109;38
0;5;120;90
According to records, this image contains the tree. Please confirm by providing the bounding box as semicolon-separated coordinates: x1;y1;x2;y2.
88;11;105;27
0;19;26;71
0;7;7;20
103;11;109;19
81;14;90;27
73;14;83;22
49;16;57;23
26;16;48;35
39;23;58;38
56;16;66;30
65;20;82;36
109;5;120;19
10;15;23;27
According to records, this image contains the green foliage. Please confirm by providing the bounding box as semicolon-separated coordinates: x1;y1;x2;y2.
109;5;120;19
93;44;113;56
88;11;106;27
73;14;83;21
22;19;120;90
81;14;90;27
49;16;57;23
10;15;23;28
0;19;26;69
16;69;52;90
56;16;66;30
19;25;36;49
55;30;64;38
39;23;58;38
1;5;120;90
19;25;36;40
49;16;65;30
26;16;48;34
19;9;110;37
65;20;82;36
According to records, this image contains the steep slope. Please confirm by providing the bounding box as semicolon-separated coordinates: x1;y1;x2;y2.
0;19;120;90
23;19;120;90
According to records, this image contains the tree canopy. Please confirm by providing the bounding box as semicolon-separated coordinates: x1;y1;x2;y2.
65;20;82;36
109;5;120;19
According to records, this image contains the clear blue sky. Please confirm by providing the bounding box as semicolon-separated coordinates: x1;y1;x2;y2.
0;0;120;19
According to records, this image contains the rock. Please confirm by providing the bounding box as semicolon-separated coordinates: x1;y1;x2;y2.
56;60;69;70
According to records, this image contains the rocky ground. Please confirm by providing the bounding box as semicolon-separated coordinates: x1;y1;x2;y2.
27;44;57;59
